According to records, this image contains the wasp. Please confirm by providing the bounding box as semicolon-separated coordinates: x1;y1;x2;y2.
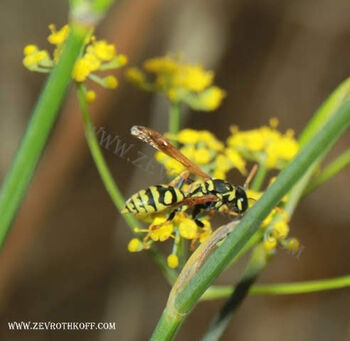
122;126;257;226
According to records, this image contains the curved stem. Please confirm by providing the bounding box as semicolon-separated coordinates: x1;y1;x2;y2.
303;148;350;196
76;83;177;284
202;275;350;299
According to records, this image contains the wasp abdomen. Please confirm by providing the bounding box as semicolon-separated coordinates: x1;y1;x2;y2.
123;185;185;214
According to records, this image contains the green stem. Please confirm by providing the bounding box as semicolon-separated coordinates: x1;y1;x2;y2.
0;23;89;249
169;102;181;146
303;148;350;196
201;244;268;341
250;162;267;191
76;84;177;284
202;78;350;338
150;99;350;341
202;275;350;299
77;84;138;227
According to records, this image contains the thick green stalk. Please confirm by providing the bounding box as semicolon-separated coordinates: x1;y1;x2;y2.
202;78;350;338
76;84;177;284
150;99;350;340
0;23;89;249
202;275;350;299
303;148;350;196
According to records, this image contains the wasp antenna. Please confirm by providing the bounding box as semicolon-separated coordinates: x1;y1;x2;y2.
244;164;258;189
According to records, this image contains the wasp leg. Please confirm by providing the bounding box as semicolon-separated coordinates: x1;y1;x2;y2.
192;205;205;227
167;208;180;222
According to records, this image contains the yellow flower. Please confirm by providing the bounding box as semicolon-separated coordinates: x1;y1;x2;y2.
228;122;299;169
198;86;226;110
179;218;198;239
165;158;185;175
269;117;279;128
104;75;118;89
176;65;213;92
89;40;115;61
130;55;225;111
149;218;174;242
213;169;226;180
285;238;300;253
48;24;70;45
263;236;277;250
24;24;126;99
194;147;211;164
225;148;246;174
167;254;179;268
215;154;230;172
272;220;289;239
23;48;51;70
85;90;96;104
198;219;212;243
23;44;38;56
72;58;92;82
83;53;101;71
128;238;143;252
127;67;146;85
177;129;201;144
144;56;179;74
72;53;101;82
181;145;196;159
200;131;224;151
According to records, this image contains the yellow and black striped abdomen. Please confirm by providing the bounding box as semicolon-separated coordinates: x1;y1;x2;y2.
122;185;185;214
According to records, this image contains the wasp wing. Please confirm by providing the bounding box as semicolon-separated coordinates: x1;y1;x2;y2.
131;125;210;179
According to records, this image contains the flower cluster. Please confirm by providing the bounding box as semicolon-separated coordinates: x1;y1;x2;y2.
23;24;127;103
126;55;226;111
128;212;212;268
127;119;301;267
247;189;297;253
228;119;299;169
156;129;246;180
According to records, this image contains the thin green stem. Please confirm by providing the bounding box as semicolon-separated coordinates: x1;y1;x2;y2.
250;162;267;191
150;99;350;341
169;102;181;146
77;84;139;227
201;275;350;299
76;84;177;284
303;148;350;196
0;23;89;249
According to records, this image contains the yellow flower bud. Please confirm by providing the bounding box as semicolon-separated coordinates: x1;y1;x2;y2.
179;219;198;239
104;75;118;89
23;44;38;56
167;254;179;268
128;238;142;252
263;236;277;250
85;90;96;104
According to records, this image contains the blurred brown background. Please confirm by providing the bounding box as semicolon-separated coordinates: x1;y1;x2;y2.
0;0;349;340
